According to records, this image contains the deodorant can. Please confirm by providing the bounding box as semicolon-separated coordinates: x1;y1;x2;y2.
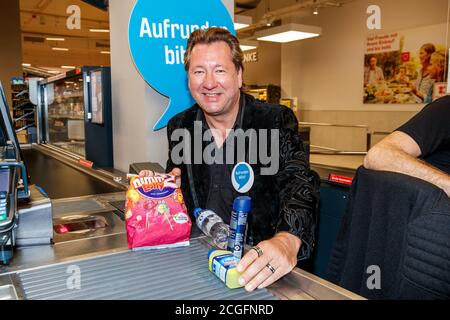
227;196;252;259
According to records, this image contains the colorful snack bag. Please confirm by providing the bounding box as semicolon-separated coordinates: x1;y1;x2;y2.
125;174;191;250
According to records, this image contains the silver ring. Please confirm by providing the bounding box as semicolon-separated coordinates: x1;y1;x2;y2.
251;246;263;257
266;263;276;274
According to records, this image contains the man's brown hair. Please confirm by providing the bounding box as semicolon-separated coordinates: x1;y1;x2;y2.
184;27;244;72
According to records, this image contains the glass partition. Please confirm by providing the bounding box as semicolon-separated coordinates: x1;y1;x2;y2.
45;75;85;156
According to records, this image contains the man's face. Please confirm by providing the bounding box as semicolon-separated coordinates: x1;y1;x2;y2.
187;41;242;117
369;57;377;68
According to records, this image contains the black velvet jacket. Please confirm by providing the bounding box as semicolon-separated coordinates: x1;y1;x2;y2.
166;93;320;260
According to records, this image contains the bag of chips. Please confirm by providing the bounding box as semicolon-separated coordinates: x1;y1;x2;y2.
125;174;191;250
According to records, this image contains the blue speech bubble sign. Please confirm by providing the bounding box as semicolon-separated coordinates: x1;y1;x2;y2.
232;162;254;193
128;0;235;131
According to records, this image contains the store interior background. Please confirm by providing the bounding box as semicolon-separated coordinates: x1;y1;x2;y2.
0;0;449;173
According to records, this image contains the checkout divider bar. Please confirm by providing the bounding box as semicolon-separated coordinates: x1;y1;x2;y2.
32;143;128;190
299;121;372;152
41;143;82;161
309;146;367;155
299;121;370;129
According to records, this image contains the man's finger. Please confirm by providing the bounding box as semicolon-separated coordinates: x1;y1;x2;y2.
257;266;285;290
168;168;182;186
244;263;275;292
236;247;259;273
138;170;154;177
237;254;269;287
170;168;181;176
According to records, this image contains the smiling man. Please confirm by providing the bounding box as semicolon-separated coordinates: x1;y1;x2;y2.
142;27;319;291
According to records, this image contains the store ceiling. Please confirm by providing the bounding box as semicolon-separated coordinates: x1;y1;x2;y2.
20;0;352;75
235;0;262;13
20;0;259;74
20;0;110;74
80;0;109;11
236;0;357;36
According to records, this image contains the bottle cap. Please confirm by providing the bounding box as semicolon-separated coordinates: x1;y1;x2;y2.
193;208;202;218
232;196;252;213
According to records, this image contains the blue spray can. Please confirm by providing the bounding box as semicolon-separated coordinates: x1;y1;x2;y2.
227;196;252;259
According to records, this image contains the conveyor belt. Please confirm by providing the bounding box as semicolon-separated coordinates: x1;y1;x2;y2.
16;239;278;300
51;198;107;215
22;148;122;199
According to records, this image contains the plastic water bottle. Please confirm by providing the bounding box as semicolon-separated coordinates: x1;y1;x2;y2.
227;196;252;259
193;208;230;249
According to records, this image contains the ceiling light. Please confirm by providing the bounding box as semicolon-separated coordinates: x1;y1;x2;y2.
52;47;69;51
100;51;110;54
256;23;322;43
46;37;65;41
61;66;76;69
235;22;250;30
240;45;257;51
89;29;110;33
234;14;252;30
313;7;319;15
48;70;60;74
240;39;258;52
262;13;275;27
22;63;31;67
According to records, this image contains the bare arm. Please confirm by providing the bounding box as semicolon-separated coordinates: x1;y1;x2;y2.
364;131;450;197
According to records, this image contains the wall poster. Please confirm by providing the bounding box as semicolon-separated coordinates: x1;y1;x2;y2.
363;23;448;104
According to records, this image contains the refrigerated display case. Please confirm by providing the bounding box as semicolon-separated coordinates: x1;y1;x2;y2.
39;67;113;168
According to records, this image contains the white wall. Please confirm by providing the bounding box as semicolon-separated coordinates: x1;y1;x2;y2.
109;0;234;172
279;0;449;150
282;0;450;113
243;41;281;86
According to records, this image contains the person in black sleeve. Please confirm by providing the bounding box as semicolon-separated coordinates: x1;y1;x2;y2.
140;27;320;291
364;95;450;197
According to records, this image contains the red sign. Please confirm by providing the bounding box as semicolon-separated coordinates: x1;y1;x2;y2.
79;159;94;168
401;52;410;62
328;174;353;185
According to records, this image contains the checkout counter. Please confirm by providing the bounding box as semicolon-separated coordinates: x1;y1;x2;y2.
0;180;362;300
0;82;363;300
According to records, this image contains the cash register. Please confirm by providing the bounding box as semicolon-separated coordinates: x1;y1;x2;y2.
0;81;52;265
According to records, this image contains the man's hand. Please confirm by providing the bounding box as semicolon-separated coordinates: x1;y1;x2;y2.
236;232;301;292
139;168;181;186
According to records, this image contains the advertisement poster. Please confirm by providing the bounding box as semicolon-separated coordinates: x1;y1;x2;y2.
363;23;448;104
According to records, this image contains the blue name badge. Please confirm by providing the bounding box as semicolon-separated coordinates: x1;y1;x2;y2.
128;0;235;130
231;162;254;193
